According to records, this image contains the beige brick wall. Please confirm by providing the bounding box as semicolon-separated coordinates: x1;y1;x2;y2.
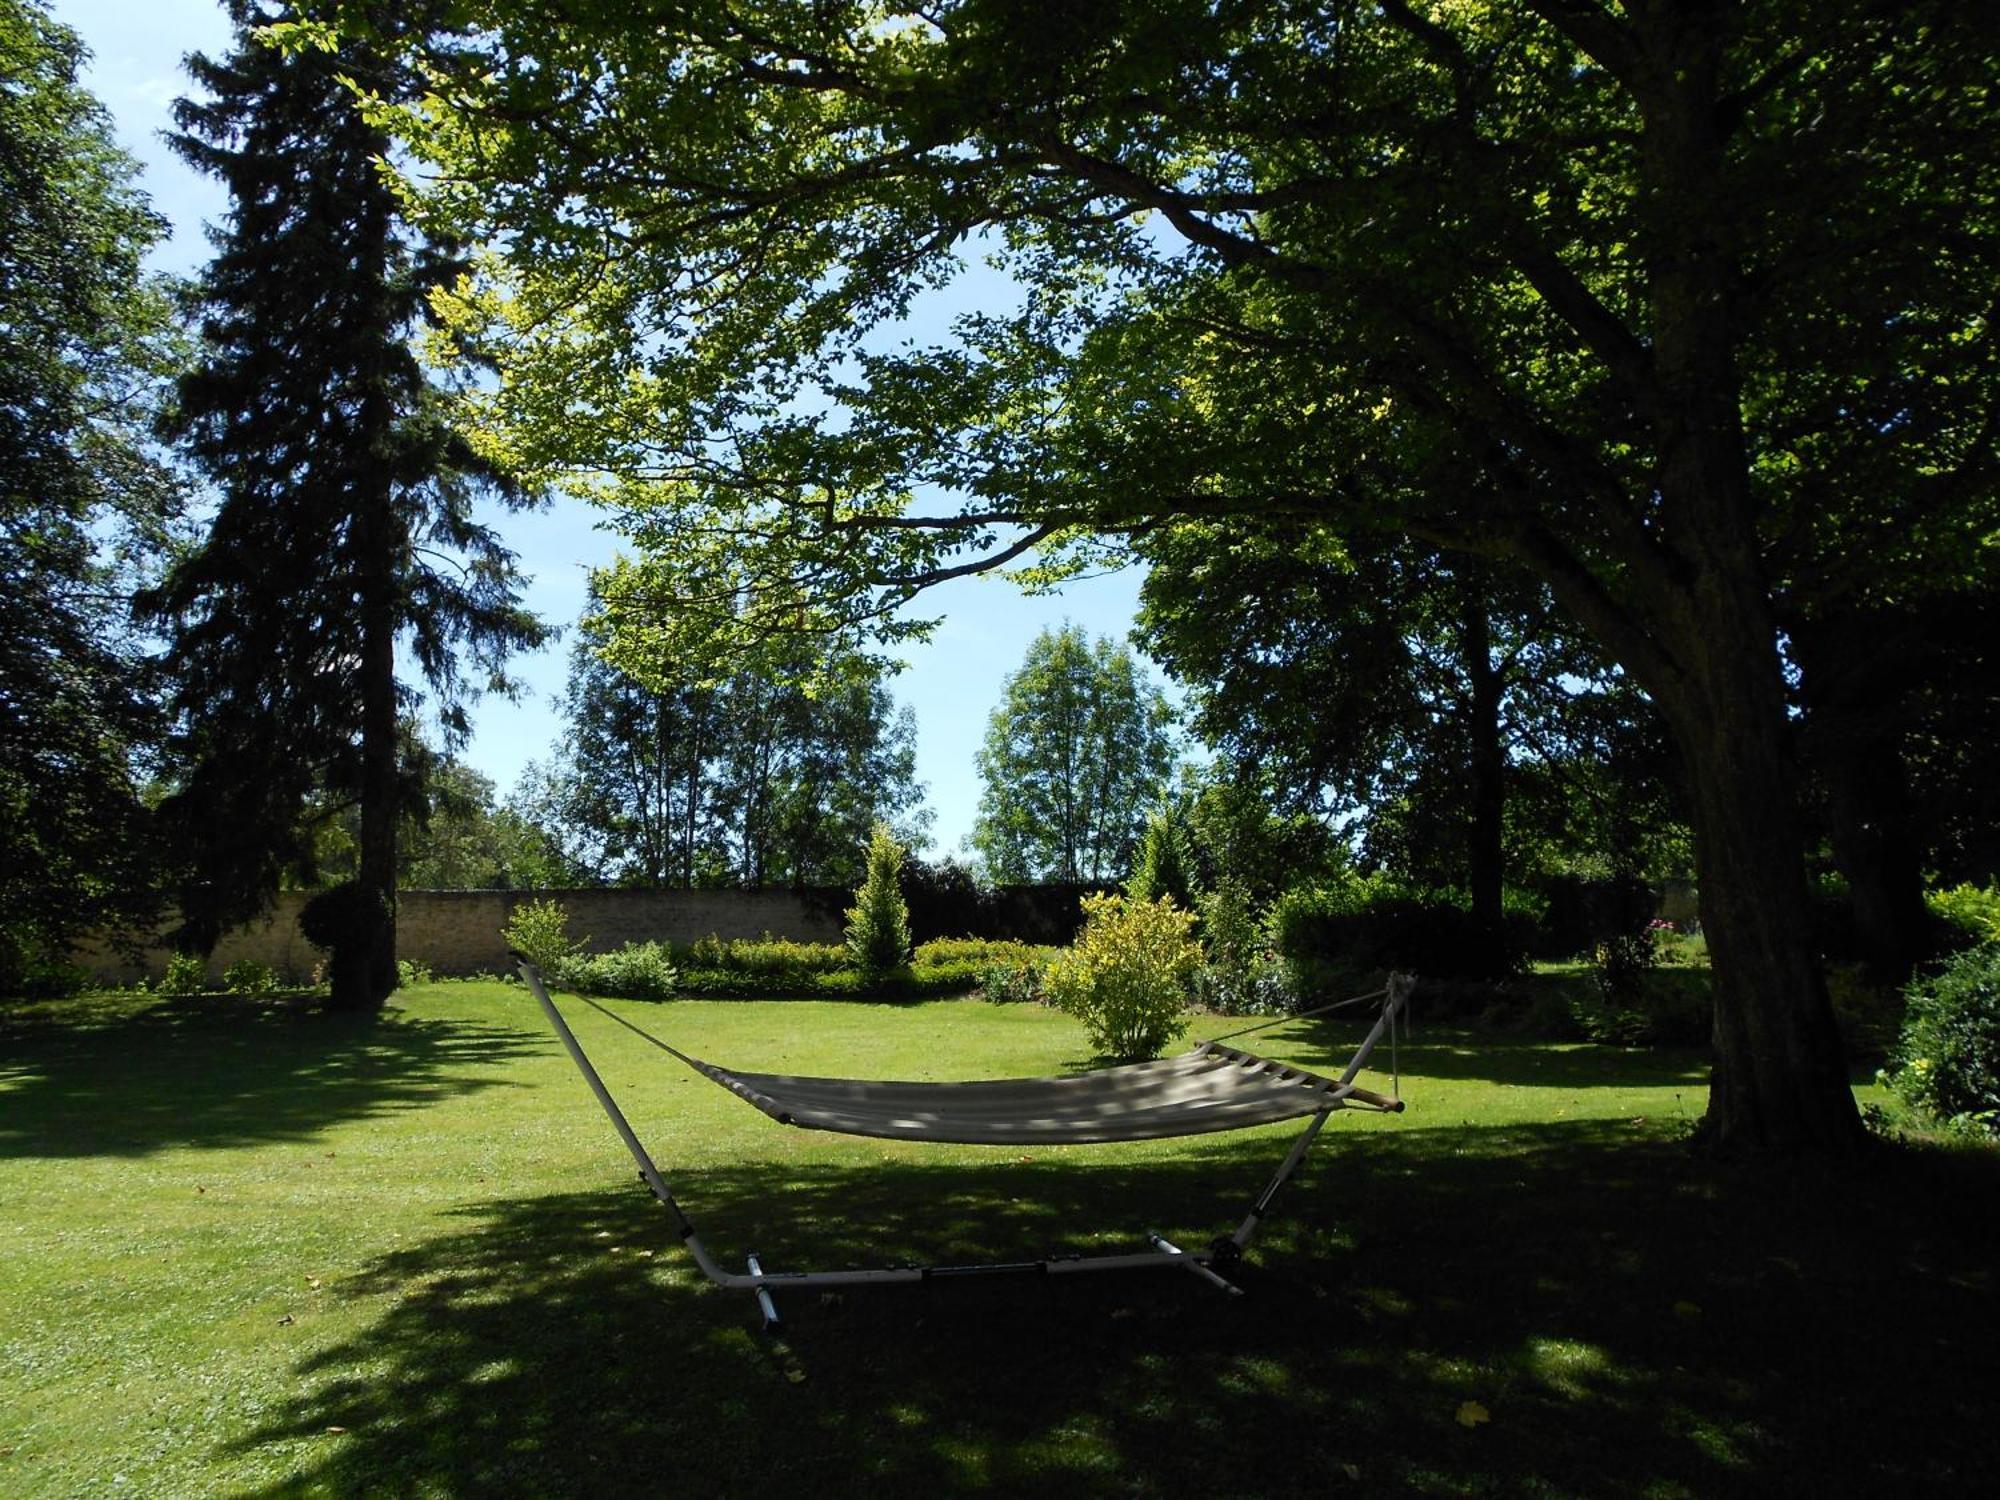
75;888;847;986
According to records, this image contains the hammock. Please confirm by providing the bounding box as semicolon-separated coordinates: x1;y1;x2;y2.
519;959;1411;1324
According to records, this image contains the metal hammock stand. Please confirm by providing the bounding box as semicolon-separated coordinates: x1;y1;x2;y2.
519;959;1412;1327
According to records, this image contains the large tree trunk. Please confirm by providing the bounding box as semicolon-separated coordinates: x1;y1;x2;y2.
1659;622;1864;1155
1624;12;1863;1156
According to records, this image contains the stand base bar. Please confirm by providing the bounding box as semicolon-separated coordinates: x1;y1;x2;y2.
705;1233;1241;1307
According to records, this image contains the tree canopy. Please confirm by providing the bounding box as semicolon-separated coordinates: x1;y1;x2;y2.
316;0;1998;1151
972;625;1177;883
1136;522;1683;926
0;0;180;990
522;593;926;889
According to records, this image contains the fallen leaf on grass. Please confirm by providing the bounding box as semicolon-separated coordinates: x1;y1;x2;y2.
1673;1300;1702;1319
1340;1462;1361;1481
1456;1401;1490;1428
306;1276;321;1290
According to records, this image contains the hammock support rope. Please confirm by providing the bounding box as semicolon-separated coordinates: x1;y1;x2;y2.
518;958;1412;1326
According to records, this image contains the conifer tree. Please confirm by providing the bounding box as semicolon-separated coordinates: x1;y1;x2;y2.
142;2;545;1008
1127;808;1197;913
845;822;912;982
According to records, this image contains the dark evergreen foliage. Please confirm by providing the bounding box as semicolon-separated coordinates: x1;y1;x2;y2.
141;1;545;1006
0;0;180;991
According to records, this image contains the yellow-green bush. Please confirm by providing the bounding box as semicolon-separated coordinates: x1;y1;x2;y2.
501;898;585;980
1044;893;1201;1059
1926;883;2000;945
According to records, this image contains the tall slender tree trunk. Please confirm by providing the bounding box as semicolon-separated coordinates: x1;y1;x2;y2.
1462;580;1506;965
1791;616;1934;984
350;526;399;1012
1818;729;1932;984
684;711;703;887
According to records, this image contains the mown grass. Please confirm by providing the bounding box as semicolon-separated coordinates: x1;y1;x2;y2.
2;981;1994;1498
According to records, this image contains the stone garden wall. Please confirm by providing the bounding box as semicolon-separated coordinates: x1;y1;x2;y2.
76;887;847;986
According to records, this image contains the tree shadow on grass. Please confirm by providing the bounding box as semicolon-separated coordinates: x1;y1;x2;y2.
1241;1018;1715;1093
0;994;542;1159
227;1122;2000;1499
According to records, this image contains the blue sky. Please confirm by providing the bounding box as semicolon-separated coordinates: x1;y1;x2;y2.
53;0;1177;859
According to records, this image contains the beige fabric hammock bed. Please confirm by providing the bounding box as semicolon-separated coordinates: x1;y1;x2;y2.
673;1038;1400;1145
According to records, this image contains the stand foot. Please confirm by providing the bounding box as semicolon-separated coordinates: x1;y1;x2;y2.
1149;1233;1244;1296
746;1254;780;1329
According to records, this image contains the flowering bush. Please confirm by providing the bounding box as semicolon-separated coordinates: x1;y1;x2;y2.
1044;893;1201;1059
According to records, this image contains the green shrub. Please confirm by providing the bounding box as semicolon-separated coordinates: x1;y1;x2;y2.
1650;923;1708;968
674;935;846;980
654;935;1050;999
298;882;387;954
1594;930;1655;1012
222;959;279;996
1824;961;1905;1061
981;957;1048;1004
1197;878;1261;973
1126;808;1195;910
298;882;390;1002
913;937;1041;968
1269;873;1526;997
2;952;89;999
159;952;208;996
502;897;586;982
953;941;1057;1004
1193;958;1298;1016
1926;883;2000;946
1191;879;1295;1015
1045;892;1201;1059
1565;968;1712;1047
1886;944;2000;1135
396;958;435;990
569;941;678;1002
845;822;913;980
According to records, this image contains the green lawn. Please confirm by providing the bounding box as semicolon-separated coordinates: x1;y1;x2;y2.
2;982;1994;1497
